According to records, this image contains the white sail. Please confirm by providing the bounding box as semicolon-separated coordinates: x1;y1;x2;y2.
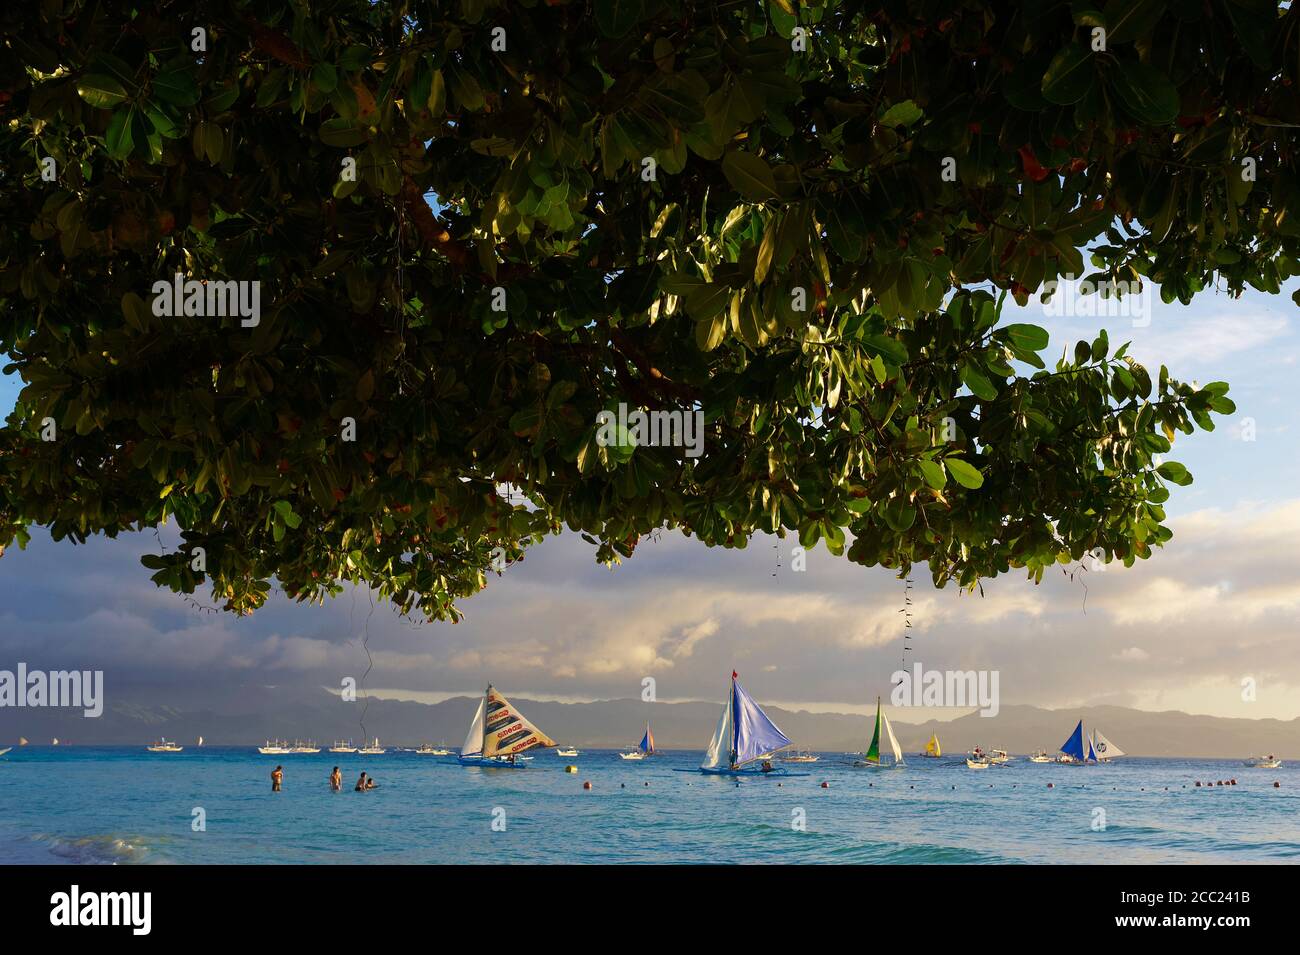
883;712;905;765
1092;730;1124;759
701;684;734;769
460;696;486;756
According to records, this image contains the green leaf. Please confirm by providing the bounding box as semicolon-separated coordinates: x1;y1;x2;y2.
945;458;985;489
960;364;999;401
722;150;778;202
319;118;369;147
1041;45;1095;105
1156;461;1192;485
104;108;135;160
1001;323;1050;352
879;99;923;128
595;0;645;38
77;74;129;109
152;70;200;107
1110;61;1179;125
919;459;947;490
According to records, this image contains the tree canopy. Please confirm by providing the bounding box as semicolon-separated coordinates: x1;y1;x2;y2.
1;0;1293;618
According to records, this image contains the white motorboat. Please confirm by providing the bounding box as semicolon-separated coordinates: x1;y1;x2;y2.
1244;755;1282;768
415;744;450;755
619;750;647;760
357;737;387;755
966;756;991;769
989;749;1012;764
146;739;184;752
555;747;579;757
1028;750;1053;763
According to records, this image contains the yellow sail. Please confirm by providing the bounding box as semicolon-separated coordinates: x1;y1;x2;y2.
480;686;556;758
925;733;941;757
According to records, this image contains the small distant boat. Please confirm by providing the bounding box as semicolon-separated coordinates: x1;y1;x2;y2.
146;739;184;752
51;738;59;746
18;737;28;746
921;733;942;758
458;685;555;767
329;740;357;753
989;749;1012;764
966;757;991;769
852;698;904;769
619;722;656;761
782;750;820;763
415;744;451;755
357;737;387;755
1028;750;1053;763
258;740;291;754
1244;755;1282;768
679;672;806;777
197;736;204;747
555;747;579;757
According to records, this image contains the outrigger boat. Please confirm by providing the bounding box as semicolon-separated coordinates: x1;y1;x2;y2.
677;672;807;777
329;740;357;753
852;698;905;769
258;740;290;754
146;739;184;752
555;747;580;757
1091;730;1124;762
357;737;387;754
1058;720;1097;764
782;750;820;763
458;685;555;767
619;723;656;760
921;733;941;758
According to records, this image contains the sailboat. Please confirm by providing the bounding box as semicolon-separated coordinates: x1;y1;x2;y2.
852;698;905;769
921;733;942;758
197;736;204;747
619;722;656;760
329;740;357;753
458;685;555;767
680;672;805;777
18;738;27;746
0;747;11;758
357;737;386;755
1058;719;1096;764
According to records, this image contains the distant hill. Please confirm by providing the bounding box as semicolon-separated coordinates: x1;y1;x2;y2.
1;688;1295;757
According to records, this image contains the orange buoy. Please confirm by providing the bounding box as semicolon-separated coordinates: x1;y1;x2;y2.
820;781;829;789
1047;783;1054;789
583;781;592;790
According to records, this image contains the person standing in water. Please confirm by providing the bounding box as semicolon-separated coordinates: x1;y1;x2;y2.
330;767;342;791
271;765;283;792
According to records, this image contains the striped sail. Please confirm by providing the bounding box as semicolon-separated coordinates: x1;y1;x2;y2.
639;723;655;754
480;686;555;758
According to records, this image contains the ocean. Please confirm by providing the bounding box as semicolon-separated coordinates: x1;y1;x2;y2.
1;747;1296;864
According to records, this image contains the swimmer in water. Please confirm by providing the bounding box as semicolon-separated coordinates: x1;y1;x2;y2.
354;771;367;791
330;767;342;791
271;765;283;792
364;776;377;790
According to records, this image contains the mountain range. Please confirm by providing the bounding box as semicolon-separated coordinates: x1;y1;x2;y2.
1;686;1294;757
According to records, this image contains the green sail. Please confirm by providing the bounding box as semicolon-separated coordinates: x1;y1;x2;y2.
864;698;881;763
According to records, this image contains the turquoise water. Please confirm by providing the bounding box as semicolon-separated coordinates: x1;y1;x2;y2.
1;747;1297;864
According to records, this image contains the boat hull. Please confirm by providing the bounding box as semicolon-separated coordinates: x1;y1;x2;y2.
458;755;527;768
677;767;810;778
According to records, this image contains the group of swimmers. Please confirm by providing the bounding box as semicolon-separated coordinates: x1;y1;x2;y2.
271;765;377;792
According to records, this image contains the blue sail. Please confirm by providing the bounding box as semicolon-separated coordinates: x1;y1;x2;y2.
1060;720;1086;761
731;678;792;766
639;724;654;754
1086;735;1097;762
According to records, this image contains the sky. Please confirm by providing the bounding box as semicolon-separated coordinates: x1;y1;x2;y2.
2;275;1299;722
